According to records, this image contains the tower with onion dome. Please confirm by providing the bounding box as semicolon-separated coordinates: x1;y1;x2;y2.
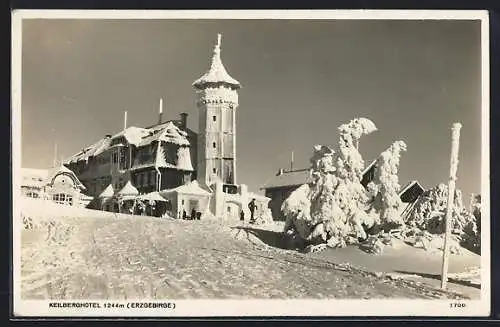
193;33;241;189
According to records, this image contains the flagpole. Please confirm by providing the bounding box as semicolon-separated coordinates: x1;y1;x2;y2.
441;122;462;290
124;110;128;130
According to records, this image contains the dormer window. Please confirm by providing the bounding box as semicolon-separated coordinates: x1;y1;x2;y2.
212;116;217;122
212;142;216;148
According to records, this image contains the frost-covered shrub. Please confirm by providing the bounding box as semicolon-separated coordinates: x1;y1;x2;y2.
461;194;481;254
408;184;475;234
252;207;274;225
282;183;313;240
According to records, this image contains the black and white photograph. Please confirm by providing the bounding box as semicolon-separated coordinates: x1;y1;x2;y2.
11;10;490;317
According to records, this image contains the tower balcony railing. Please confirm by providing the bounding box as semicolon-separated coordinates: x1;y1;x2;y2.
197;87;238;104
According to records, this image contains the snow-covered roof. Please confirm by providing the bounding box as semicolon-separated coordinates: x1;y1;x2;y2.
161;180;212;196
138;121;190;147
65;119;193;169
112;126;150;146
176;146;194;171
361;159;377;176
224;191;270;205
45;165;86;190
80;194;95;201
261;169;312;190
248;192;271;202
131;132;193;172
98;184;114;198
399;180;426;203
360;159;378;187
116;180;139;196
192;34;241;90
262;162;380;190
130;162;177;171
138;191;168;202
66;136;112;164
21;168;49;188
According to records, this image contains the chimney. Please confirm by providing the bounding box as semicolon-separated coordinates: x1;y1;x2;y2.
180;113;188;129
276;168;284;176
158;98;164;125
290;151;294;171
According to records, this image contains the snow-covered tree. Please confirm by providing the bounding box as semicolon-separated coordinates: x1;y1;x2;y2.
281;117;378;250
408;183;474;235
372;140;407;226
336;118;377;181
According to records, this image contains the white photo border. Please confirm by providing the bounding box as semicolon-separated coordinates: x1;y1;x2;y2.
11;9;491;317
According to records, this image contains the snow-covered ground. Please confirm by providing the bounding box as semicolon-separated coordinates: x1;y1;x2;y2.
19;199;477;300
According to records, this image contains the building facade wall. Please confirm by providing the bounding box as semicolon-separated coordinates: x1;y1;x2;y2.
265;185;301;221
196;86;238;188
67;131;196;199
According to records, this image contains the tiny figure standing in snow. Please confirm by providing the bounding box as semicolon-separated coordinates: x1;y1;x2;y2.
248;198;257;223
240;210;245;221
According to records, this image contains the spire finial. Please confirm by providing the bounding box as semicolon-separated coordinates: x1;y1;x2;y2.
214;33;222;54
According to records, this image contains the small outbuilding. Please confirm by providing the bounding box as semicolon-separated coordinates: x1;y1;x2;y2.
21;165;89;207
161;180;211;219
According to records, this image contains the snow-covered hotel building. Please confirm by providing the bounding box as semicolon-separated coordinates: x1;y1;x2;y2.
39;34;270;219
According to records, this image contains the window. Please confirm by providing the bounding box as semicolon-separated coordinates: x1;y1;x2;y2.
212;116;216;122
119;149;127;170
26;192;39;198
213;168;217;174
150;171;156;186
212;142;216;148
227;206;231;213
52;193;73;206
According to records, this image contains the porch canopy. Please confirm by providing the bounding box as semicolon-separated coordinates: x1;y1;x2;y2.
138;191;168;202
116;181;139;201
160;180;212;196
98;184;114;199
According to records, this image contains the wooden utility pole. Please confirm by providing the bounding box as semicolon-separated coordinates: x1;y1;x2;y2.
441;122;462;290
